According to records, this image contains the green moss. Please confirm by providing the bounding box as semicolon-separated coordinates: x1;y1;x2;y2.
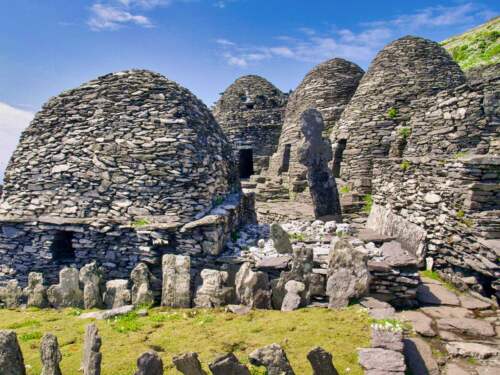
387;107;398;119
19;331;43;342
419;271;461;294
362;194;373;214
398;127;411;140
131;218;150;228
339;185;350;194
290;232;306;242
456;210;465;218
400;160;411;171
453;151;469;159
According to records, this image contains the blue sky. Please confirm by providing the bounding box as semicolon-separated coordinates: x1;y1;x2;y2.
0;0;498;176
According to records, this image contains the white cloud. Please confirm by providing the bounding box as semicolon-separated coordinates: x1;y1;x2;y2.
117;0;171;9
216;2;494;67
0;103;33;182
88;3;154;30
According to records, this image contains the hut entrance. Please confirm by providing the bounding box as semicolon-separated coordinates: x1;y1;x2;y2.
50;231;76;265
281;144;292;173
239;149;254;179
332;139;346;178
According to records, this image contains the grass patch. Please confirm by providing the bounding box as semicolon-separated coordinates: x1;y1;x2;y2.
387;107;398;119
289;232;306;242
453;151;469;159
362;194;373;214
398;127;411;140
19;331;43;342
109;312;142;334
400;160;411;171
0;306;370;375
7;319;41;330
420;271;461;294
131;218;150;228
339;185;350;194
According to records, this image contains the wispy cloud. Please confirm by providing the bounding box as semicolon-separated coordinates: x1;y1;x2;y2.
88;3;154;30
216;2;495;68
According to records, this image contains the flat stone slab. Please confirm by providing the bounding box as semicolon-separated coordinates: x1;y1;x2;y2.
397;311;436;337
416;284;460;306
79;305;134;320
459;295;492;310
403;338;439;375
443;363;470;375
446;341;500;359
256;256;291;270
358;348;406;373
226;305;251;315
437;318;495;338
420;306;473;319
357;228;395;244
369;308;396;319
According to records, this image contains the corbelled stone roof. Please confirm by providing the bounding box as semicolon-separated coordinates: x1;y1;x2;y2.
0;70;239;223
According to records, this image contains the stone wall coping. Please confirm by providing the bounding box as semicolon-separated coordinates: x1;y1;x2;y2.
373;154;499;166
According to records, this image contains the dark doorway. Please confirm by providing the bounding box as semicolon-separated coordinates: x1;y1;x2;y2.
281;144;292;173
239;149;254;179
332;139;346;178
50;231;76;264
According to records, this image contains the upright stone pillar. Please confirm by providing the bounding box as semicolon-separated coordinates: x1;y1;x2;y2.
82;324;102;375
135;351;163;375
40;333;62;375
0;330;25;375
161;254;191;308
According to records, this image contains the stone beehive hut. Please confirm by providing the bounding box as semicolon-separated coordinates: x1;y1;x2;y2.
266;58;364;195
213;75;287;177
0;70;249;283
331;36;466;194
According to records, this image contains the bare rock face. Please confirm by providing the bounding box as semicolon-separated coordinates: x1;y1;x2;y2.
0;330;26;375
326;239;369;308
281;280;305;312
135;351;163;375
103;279;131;309
82;324;102;375
298;109;342;221
47;267;84;308
161;254;191;308
0;279;23;308
194;269;232;308
270;224;292;254
40;333;62;375
23;272;48;308
172;352;207;375
249;343;295;375
131;263;154;307
209;353;251;375
79;261;104;309
307;347;339;375
235;262;271;309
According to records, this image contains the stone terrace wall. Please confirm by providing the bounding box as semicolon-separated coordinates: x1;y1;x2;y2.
266;58;363;195
371;156;499;297
1;70;239;224
213;75;287;174
332;36;466;194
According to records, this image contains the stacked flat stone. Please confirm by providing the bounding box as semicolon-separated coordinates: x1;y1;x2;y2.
266;58;363;197
331;36;466;194
214;75;287;174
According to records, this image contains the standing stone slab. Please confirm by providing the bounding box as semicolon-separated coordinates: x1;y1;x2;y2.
162;254;191;308
0;330;25;375
172;352;207;375
298;109;342;221
209;353;251;375
131;263;155;307
403;338;439;375
23;272;48;308
307;347;339;375
0;279;23;308
82;324;102;375
40;333;62;375
281;280;305;312
194;269;232;308
235;262;271;309
249;344;295;375
47;267;84;308
103;279;131;309
135;351;163;375
270;224;292;254
79;261;104;309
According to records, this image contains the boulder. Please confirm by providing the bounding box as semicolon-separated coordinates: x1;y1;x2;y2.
135;351;163;375
161;254;191;308
235;262;271;309
194;269;232;308
0;279;23;308
103;279;131;309
40;333;62;375
23;272;48;308
131;263;155;307
47;267;84;308
270;224;292;254
79;261;105;309
249;343;295;375
281;280;305;312
307;347;339;375
437;318;495;338
209;353;251;375
81;324;102;375
172;352;207;375
0;330;25;375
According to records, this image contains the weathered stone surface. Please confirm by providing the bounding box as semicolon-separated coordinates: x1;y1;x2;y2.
135;351;163;375
209;352;251;375
307;347;339;375
397;310;436;337
47;267;83;308
226;304;252;315
23;272;48;308
249;344;295;375
82;324;102;375
0;279;23;308
459;294;492;310
194;269;232;308
162;254;191;308
371;326;404;352
40;333;62;375
172;352;207;375
235;262;271;309
420;306;473;320
360;297;396;319
79;261;104;309
446;341;500;359
437;318;495;337
326;239;369;308
0;330;25;375
270;224;292;254
416;283;460;306
403;338;439;375
103;279;131;309
297;109;342;220
79;305;134;320
443;362;470;375
131;263;154;307
358;348;406;373
281;280;305;312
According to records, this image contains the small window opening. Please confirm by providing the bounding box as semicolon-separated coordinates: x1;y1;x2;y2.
51;231;76;264
332;139;347;178
281;144;292;173
239;149;254;179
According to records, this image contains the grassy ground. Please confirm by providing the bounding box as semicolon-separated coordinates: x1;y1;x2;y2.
0;306;371;375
